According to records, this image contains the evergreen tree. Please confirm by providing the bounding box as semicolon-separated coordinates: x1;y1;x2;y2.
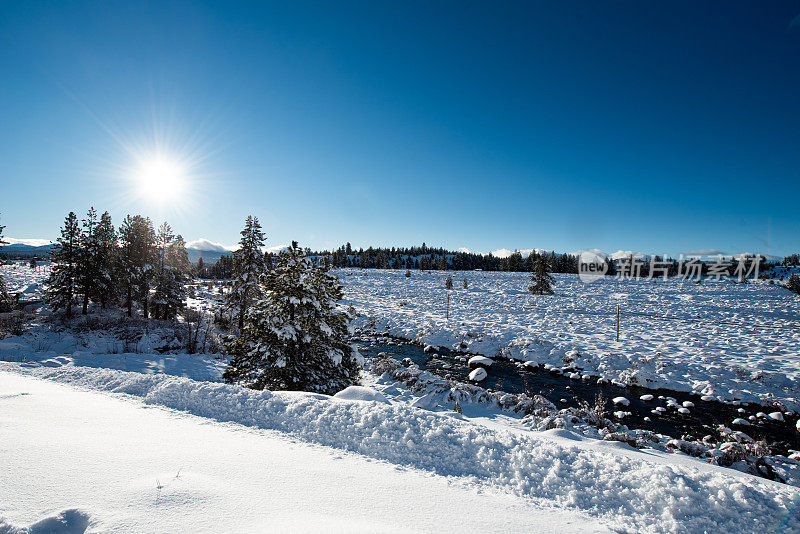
506;250;523;272
152;223;187;320
29;258;37;269
445;274;453;289
118;215;156;317
223;241;360;394
46;212;81;318
152;268;186;320
463;277;468;289
95;212;117;308
166;234;190;274
77;207;101;315
227;216;267;331
529;254;555;295
0;217;11;312
196;256;205;276
788;274;800;295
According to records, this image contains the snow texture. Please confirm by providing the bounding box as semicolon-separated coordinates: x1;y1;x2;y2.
0;371;604;533
1;362;798;533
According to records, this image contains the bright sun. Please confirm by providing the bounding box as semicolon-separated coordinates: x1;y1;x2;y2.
135;157;185;203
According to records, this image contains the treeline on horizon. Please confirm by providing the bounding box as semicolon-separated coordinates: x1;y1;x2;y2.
2;211;798;281
199;243;789;281
199;244;582;279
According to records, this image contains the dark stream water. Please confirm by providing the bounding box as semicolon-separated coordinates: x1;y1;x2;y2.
356;334;800;455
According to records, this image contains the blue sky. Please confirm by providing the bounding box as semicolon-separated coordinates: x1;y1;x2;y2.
1;1;800;256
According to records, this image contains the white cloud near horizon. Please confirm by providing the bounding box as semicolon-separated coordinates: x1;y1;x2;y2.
4;237;54;247
185;238;236;252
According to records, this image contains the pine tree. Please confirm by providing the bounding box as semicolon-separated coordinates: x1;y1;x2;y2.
445;274;453;289
788;274;800;295
153;268;186;320
77;207;101;315
152;223;186;320
46;212;81;318
166;234;190;274
463;277;468;289
95;212;117;308
0;216;11;312
227;216;267;331
118;215;156;317
529;254;555;295
223;241;360;394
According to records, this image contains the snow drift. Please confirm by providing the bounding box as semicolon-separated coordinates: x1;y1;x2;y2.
2;363;797;533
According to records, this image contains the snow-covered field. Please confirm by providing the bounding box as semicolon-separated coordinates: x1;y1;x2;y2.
0;261;48;299
3;263;800;532
343;269;800;411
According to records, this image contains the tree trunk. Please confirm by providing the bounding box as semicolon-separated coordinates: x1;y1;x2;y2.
127;285;132;317
82;293;89;315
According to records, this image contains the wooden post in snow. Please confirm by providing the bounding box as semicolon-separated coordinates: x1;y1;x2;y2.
446;292;450;320
616;306;620;342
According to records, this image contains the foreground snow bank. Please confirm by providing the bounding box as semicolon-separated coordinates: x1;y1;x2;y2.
3;363;797;533
0;371;602;533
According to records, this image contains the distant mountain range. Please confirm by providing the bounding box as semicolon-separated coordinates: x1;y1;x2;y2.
0;241;232;263
0;243;56;257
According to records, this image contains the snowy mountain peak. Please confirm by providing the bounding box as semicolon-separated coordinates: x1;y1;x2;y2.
185;239;235;253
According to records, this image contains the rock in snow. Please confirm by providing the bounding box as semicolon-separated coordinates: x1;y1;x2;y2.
639;394;654;401
732;418;751;426
468;356;494;367
468;367;488;381
768;412;784;422
612;397;630;406
333;386;390;404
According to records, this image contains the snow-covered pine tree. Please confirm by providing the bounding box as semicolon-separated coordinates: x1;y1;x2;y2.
152;267;186;320
529;254;555;295
788;273;800;295
227;215;266;331
77;207;101;315
152;223;187;320
223;241;361;394
95;211;117;308
46;212;81;318
118;215;156;318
